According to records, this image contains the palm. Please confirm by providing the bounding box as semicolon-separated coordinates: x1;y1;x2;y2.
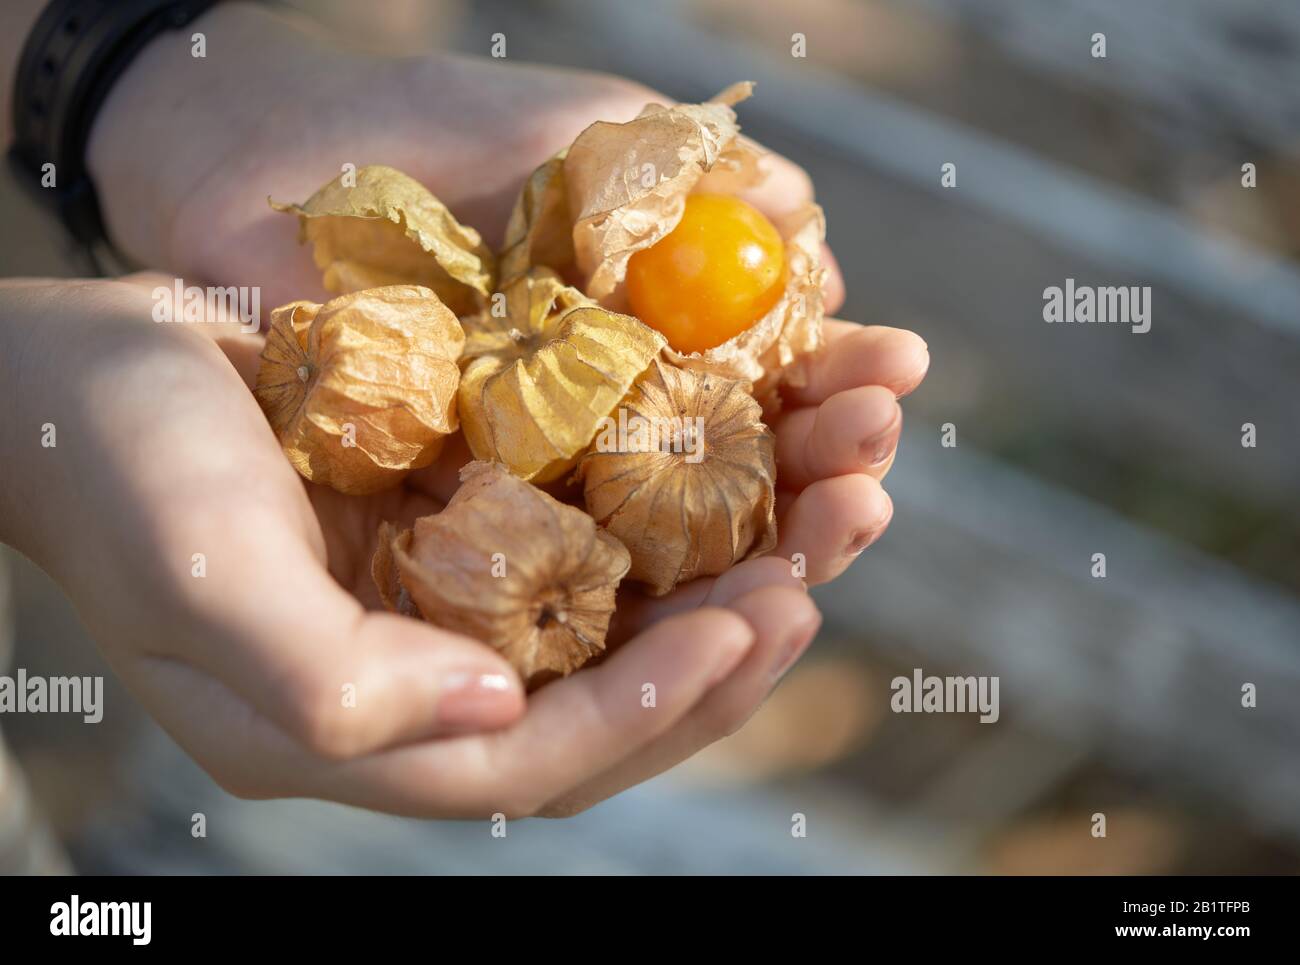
303;481;441;606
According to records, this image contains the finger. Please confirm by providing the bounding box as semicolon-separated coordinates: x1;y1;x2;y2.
775;385;902;491
177;507;525;758
774;474;893;585
284;605;758;817
137;603;755;817
739;151;814;216
785;321;930;406
819;244;846;315
611;553;805;643
538;583;821;816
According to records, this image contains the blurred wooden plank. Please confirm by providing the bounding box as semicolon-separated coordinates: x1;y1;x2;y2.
909;0;1300;153
693;0;1299;244
816;420;1300;844
69;729;939;874
870;728;1094;868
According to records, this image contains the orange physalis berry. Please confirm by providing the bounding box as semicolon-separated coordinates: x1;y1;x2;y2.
626;194;785;354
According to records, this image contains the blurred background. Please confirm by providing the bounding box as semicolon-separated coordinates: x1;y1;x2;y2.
2;0;1298;873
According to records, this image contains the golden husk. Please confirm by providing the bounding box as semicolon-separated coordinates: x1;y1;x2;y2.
565;81;762;302
271;165;495;316
254;285;464;494
499;150;574;286
457;268;666;483
373;461;631;686
576;359;777;595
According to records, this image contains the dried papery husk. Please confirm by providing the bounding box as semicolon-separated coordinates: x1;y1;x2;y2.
664;202;827;402
270;165;494;315
460;266;589;363
372;461;631;686
371;521;418;618
254;285;464;494
576;359;777;595
564;81;763;304
458;268;666;483
499;150;574;286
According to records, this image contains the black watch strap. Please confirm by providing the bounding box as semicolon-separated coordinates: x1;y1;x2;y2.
9;0;223;250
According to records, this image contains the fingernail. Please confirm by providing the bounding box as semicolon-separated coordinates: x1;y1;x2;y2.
897;347;930;399
845;495;894;556
860;408;902;467
845;531;876;555
434;672;516;731
771;614;822;681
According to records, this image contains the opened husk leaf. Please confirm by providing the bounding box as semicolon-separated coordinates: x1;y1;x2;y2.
576;359;777;595
458;268;666;483
565;81;763;303
499;82;825;401
373;461;630;686
254;285;464;494
271;165;495;315
499;150;574;286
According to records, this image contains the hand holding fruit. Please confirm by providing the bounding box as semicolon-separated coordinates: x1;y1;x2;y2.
252;83;899;689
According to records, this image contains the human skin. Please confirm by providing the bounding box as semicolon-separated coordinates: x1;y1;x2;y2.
0;2;929;817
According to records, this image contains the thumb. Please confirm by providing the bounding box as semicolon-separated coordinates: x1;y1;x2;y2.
182;524;527;760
